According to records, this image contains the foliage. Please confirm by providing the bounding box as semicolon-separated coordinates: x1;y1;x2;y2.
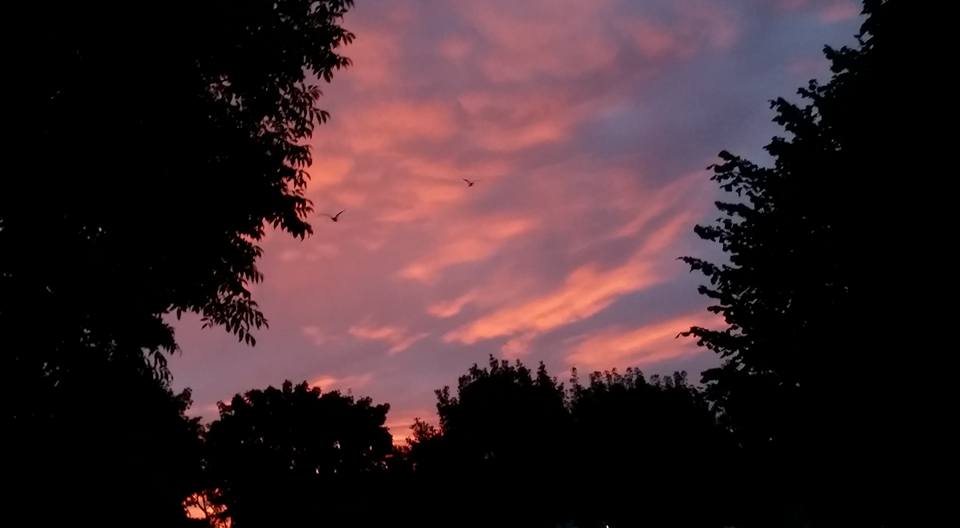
681;1;915;524
205;381;393;527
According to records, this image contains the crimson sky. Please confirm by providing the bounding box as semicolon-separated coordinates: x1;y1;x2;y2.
171;0;860;441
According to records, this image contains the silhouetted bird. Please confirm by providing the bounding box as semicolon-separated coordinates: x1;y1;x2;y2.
462;178;477;187
324;210;345;222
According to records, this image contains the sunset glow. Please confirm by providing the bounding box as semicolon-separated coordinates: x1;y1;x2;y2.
170;0;860;439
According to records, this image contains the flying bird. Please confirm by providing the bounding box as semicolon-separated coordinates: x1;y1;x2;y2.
323;210;345;222
462;178;477;187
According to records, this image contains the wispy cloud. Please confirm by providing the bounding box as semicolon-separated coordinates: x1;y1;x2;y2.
349;323;429;355
819;1;859;24
427;289;480;318
301;325;331;347
566;311;721;371
309;372;375;392
445;259;661;345
444;211;694;349
399;216;538;282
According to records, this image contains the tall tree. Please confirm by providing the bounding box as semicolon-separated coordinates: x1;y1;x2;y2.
406;357;571;528
2;0;355;375
204;381;394;527
681;1;917;524
2;2;354;523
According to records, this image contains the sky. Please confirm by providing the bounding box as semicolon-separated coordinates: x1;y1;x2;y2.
170;0;861;441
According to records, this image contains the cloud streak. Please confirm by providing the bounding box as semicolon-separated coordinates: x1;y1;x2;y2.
309;372;375;393
445;210;694;351
349;323;429;355
399;216;538;282
566;311;722;371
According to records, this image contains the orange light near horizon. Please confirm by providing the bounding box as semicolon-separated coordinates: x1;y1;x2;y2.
184;491;231;528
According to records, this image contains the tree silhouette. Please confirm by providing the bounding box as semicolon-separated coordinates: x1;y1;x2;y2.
6;353;204;527
2;0;355;375
204;381;393;527
567;369;735;528
404;358;735;527
681;1;916;524
405;357;571;527
3;2;354;524
184;490;231;528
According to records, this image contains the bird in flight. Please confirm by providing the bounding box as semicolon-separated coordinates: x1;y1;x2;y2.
462;178;477;187
323;210;345;222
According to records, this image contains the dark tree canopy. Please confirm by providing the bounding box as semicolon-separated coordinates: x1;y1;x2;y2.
404;358;732;528
400;358;570;527
435;357;569;476
5;353;204;527
2;2;354;525
682;1;918;524
204;381;393;527
567;369;735;528
2;0;355;376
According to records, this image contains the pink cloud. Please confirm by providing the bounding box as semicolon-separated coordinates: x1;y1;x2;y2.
444;211;693;347
610;171;708;240
306;156;354;191
426;270;542;322
349;323;429;355
613;3;740;63
309;372;375;392
475;116;572;153
427;289;480;318
638;211;699;255
342;101;458;153
438;36;474;62
459;0;618;82
819;1;859;24
458;90;587;153
341;28;399;89
301;325;331;347
276;244;340;264
501;332;537;359
337;2;419;90
373;177;468;224
621;17;684;59
566;311;720;371
278;249;302;263
398;216;538;282
362;157;509;224
445;259;661;345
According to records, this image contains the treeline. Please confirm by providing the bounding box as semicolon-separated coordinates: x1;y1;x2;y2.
191;361;734;527
8;354;739;527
